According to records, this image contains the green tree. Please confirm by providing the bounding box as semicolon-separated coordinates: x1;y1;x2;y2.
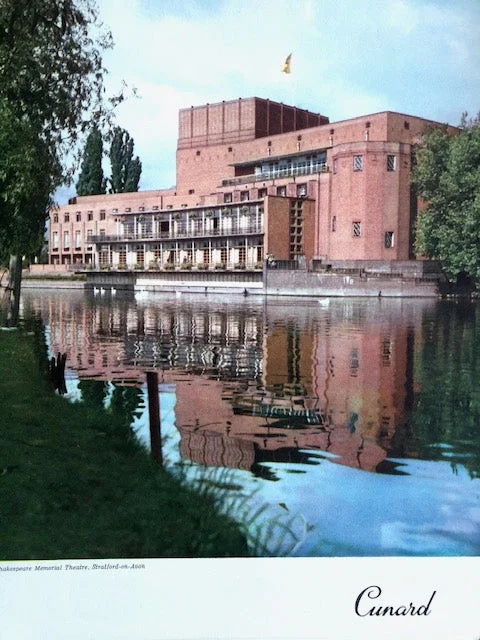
109;127;142;193
76;124;106;196
0;0;114;325
413;114;480;283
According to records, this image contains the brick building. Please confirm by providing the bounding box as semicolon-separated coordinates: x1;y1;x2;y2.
48;96;454;270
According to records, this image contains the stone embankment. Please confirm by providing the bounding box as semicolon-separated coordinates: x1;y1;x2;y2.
23;260;446;297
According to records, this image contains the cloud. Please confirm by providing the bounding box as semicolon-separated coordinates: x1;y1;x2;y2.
77;0;480;194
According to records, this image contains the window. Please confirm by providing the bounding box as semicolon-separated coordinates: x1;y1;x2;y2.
276;186;286;197
64;213;70;223
296;183;307;197
387;155;396;171
350;348;359;376
240;190;249;201
100;209;106;220
152;205;159;211
75;231;81;248
258;188;268;198
52;232;59;249
384;231;394;248
228;147;233;152
87;212;93;221
353;155;363;171
53;214;58;223
382;339;392;365
118;246;127;266
352;221;362;237
332;216;336;232
99;229;106;239
76;212;81;222
333;159;337;174
196;150;201;156
86;230;93;248
188;189;195;194
223;192;232;203
63;231;70;248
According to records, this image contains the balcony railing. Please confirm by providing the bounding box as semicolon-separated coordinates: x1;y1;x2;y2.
91;224;264;244
221;162;329;187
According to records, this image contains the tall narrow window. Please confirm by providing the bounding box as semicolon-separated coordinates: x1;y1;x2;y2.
332;216;337;232
63;231;70;248
387;155;396;171
384;231;394;248
352;221;362;237
75;231;81;248
353;155;363;171
276;185;286;197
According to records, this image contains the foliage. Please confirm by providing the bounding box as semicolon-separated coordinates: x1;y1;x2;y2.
109;126;142;193
76;124;106;195
413;113;480;282
0;0;115;321
0;105;54;258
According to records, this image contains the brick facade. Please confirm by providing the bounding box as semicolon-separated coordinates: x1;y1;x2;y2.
48;97;457;269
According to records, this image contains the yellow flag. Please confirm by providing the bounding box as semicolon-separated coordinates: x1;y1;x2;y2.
281;53;292;74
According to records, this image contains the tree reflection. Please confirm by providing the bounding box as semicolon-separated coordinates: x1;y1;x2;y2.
109;384;143;429
78;379;109;409
412;302;480;477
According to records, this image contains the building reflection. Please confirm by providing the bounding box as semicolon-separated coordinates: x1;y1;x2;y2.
25;292;428;476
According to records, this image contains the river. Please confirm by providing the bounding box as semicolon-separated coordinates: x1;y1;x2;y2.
22;289;480;557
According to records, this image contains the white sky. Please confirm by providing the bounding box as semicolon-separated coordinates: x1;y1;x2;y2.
64;0;480;197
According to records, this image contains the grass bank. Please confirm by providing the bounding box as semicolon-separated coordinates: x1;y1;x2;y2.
0;328;249;560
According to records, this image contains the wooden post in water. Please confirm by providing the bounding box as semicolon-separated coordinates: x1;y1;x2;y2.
146;371;162;464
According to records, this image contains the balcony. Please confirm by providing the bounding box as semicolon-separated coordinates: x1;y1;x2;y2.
91;224;264;244
221;162;329;187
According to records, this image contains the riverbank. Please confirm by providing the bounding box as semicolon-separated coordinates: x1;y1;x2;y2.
0;328;249;560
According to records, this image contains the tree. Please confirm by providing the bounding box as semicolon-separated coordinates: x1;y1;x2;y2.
0;0;114;325
76;124;107;195
413;114;480;283
109;127;142;193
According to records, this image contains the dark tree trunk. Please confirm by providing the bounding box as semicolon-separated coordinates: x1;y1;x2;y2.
7;254;22;326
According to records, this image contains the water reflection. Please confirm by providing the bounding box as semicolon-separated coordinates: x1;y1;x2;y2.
22;290;480;555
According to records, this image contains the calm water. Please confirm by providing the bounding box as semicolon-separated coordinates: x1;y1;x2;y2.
22;289;480;556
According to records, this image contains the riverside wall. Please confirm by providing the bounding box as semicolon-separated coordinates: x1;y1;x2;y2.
264;269;439;297
27;266;440;297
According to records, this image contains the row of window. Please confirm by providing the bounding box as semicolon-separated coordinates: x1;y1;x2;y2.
52;205;163;224
51;229;102;250
333;154;397;174
223;183;307;203
330;219;395;247
53;210;107;224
